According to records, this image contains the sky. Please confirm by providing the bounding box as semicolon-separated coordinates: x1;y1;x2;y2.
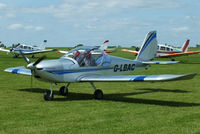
0;0;200;47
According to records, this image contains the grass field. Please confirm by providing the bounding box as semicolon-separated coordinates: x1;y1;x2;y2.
0;48;200;134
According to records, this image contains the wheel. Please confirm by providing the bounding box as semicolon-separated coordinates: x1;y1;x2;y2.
94;89;103;100
32;55;35;58
171;58;175;61
44;91;54;101
13;54;18;58
59;86;68;96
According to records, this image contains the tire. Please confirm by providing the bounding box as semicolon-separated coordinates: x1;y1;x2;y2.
94;89;103;100
59;86;68;96
44;91;54;101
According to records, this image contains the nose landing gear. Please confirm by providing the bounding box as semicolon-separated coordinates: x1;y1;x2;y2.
90;82;103;100
44;83;54;101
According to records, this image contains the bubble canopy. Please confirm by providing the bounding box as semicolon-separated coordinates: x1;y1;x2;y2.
62;46;111;67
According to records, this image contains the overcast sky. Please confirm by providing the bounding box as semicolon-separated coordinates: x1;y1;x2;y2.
0;0;200;47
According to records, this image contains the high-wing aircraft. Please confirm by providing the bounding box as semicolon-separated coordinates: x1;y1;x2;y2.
122;39;200;60
4;31;196;101
0;40;56;58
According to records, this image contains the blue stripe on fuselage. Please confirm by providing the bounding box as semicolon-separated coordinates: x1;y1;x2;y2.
46;67;113;75
14;49;35;52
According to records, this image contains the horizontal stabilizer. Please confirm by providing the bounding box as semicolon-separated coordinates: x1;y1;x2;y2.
78;73;196;82
4;66;31;76
142;61;179;64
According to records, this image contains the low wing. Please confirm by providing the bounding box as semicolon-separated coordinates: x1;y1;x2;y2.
57;50;68;54
159;51;200;57
0;48;10;52
142;61;179;64
121;49;139;54
23;49;56;55
78;73;196;82
4;66;32;76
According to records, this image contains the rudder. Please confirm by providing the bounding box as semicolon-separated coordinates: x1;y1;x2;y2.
136;31;157;61
181;39;190;52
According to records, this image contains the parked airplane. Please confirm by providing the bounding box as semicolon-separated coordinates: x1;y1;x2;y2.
57;40;115;54
4;31;196;101
99;40;116;53
122;39;200;60
0;40;56;58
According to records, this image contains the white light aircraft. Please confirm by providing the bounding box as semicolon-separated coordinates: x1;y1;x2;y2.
4;31;196;101
0;40;56;58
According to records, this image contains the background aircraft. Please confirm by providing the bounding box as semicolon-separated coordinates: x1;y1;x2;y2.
122;39;200;60
0;40;56;58
4;31;196;101
99;40;116;53
57;40;115;54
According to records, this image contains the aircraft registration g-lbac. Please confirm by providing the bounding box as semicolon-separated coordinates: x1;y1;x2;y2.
122;39;200;60
4;31;196;101
0;40;56;58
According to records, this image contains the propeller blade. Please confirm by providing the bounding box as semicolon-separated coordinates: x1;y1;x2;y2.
33;55;46;66
19;50;31;64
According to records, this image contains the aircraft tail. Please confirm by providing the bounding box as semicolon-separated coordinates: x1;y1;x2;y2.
136;31;157;61
39;40;47;50
99;40;109;50
181;39;190;52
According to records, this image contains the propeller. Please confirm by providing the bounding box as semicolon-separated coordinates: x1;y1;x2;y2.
19;50;46;88
33;55;46;66
19;50;31;64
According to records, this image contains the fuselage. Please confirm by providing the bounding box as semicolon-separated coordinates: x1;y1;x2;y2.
11;44;43;55
33;56;147;83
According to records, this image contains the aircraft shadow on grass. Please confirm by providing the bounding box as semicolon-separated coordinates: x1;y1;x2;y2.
18;88;200;107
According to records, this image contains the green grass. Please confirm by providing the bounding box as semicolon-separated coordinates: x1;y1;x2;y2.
0;48;200;134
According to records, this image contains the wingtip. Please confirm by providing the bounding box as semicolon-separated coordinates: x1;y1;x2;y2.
180;73;197;80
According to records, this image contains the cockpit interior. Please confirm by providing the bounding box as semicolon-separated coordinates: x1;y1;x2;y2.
62;46;111;67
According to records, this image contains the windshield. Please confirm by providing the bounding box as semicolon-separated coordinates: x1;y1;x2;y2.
62;46;111;67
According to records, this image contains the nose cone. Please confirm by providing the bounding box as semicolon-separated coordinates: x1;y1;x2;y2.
36;60;63;70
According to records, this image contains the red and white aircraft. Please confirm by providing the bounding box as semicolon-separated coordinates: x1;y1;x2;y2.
122;39;200;59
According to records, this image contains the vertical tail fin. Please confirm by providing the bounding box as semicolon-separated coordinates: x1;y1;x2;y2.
99;40;109;50
136;31;157;61
39;40;47;50
181;39;190;52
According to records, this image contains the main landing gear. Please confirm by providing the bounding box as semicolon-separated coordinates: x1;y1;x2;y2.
90;82;103;100
43;82;104;101
59;83;70;96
